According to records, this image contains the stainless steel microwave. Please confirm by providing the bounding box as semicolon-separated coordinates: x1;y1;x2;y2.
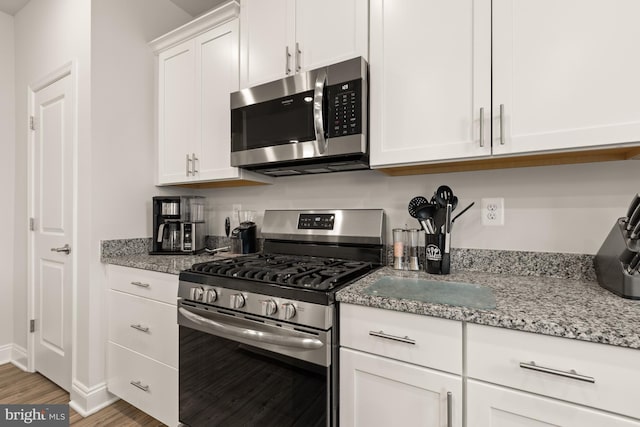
230;57;368;176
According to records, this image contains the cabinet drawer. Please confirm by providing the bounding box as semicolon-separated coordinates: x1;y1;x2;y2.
467;324;640;420
107;342;178;427
108;290;178;368
107;265;178;305
340;304;462;374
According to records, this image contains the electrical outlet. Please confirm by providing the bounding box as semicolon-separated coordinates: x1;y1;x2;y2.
481;198;504;226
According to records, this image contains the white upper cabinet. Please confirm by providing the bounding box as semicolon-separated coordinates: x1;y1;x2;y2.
240;0;368;89
492;0;640;155
151;2;270;186
369;0;492;168
371;0;640;169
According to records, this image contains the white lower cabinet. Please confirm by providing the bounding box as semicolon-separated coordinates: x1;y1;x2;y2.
340;304;462;426
106;266;178;426
340;348;462;427
468;380;640;427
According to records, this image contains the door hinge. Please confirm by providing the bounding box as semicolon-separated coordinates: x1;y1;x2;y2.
29;116;36;131
30;319;35;333
29;217;35;231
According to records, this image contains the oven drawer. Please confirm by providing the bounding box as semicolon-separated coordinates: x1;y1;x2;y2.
467;324;640;420
108;290;178;368
340;304;462;374
107;265;178;305
107;342;178;427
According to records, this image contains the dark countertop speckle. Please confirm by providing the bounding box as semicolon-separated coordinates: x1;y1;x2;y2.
337;267;640;350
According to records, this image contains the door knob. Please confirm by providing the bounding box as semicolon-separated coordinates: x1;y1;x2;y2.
51;244;71;255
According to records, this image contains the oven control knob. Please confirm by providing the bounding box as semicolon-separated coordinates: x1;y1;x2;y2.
282;303;296;320
230;293;245;309
260;300;278;316
205;289;217;303
191;287;204;301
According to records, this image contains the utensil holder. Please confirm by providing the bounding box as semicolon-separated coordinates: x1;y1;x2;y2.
425;232;450;275
595;218;640;299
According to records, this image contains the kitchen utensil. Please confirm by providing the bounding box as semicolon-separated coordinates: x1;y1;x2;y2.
626;193;640;222
225;217;231;237
626;252;640;274
434;185;455;208
626;203;640;233
441;203;452;274
630;221;640;240
408;196;436;233
452;202;475;224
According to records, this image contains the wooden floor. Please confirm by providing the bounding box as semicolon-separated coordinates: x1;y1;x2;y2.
0;363;165;426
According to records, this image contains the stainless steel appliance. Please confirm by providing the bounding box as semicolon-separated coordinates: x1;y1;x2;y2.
230;57;369;176
151;196;206;254
177;209;385;426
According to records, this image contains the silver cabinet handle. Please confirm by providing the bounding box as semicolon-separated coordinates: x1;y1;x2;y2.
191;153;198;174
130;281;150;288
447;391;452;427
130;324;149;333
519;361;595;383
295;42;302;72
285;46;292;75
369;330;416;345
50;244;71;255
186;153;192;176
479;107;485;147
499;104;506;145
130;380;149;392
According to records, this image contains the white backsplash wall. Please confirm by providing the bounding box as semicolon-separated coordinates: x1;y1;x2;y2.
198;159;639;255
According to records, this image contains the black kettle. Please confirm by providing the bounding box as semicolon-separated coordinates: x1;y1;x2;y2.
231;222;257;254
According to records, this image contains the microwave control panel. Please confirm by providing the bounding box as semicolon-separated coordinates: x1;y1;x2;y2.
327;79;362;138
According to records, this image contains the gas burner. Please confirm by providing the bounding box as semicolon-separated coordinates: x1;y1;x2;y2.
189;254;373;291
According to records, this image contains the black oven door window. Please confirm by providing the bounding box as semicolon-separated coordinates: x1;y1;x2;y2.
231;90;316;152
180;326;327;427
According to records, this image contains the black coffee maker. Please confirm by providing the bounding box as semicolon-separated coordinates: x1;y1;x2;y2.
231;210;257;254
151;195;205;254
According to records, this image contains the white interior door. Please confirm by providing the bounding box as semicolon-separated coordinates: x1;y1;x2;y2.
30;70;74;392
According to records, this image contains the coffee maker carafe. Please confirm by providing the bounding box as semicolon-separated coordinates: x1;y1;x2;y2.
231;210;257;254
151;196;206;255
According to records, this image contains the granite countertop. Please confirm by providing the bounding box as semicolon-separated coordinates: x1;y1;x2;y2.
102;251;240;275
337;267;640;350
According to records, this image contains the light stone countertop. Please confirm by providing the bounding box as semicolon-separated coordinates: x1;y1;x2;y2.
102;252;238;275
336;267;640;350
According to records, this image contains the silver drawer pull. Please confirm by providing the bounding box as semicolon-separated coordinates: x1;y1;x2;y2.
369;330;416;345
130;324;149;333
130;281;150;288
130;380;150;392
519;361;595;383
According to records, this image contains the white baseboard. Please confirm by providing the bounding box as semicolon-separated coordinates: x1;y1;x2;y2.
0;343;11;364
69;379;119;417
11;344;28;371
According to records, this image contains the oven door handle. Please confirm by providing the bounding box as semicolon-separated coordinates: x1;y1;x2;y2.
313;68;328;155
178;307;324;350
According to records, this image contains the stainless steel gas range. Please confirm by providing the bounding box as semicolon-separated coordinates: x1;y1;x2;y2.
177;209;385;427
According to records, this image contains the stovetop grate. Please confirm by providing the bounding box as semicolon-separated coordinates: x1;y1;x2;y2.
189;254;374;291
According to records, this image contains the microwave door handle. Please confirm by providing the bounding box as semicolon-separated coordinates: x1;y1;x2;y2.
313;69;328;155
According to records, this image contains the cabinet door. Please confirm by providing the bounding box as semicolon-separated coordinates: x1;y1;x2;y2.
240;0;294;88
492;0;640;155
157;40;197;184
340;348;462;427
195;21;242;181
369;0;491;168
294;0;368;72
468;380;640;427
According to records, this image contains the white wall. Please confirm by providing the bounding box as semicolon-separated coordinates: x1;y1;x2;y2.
89;0;191;388
198;159;639;255
0;11;15;353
